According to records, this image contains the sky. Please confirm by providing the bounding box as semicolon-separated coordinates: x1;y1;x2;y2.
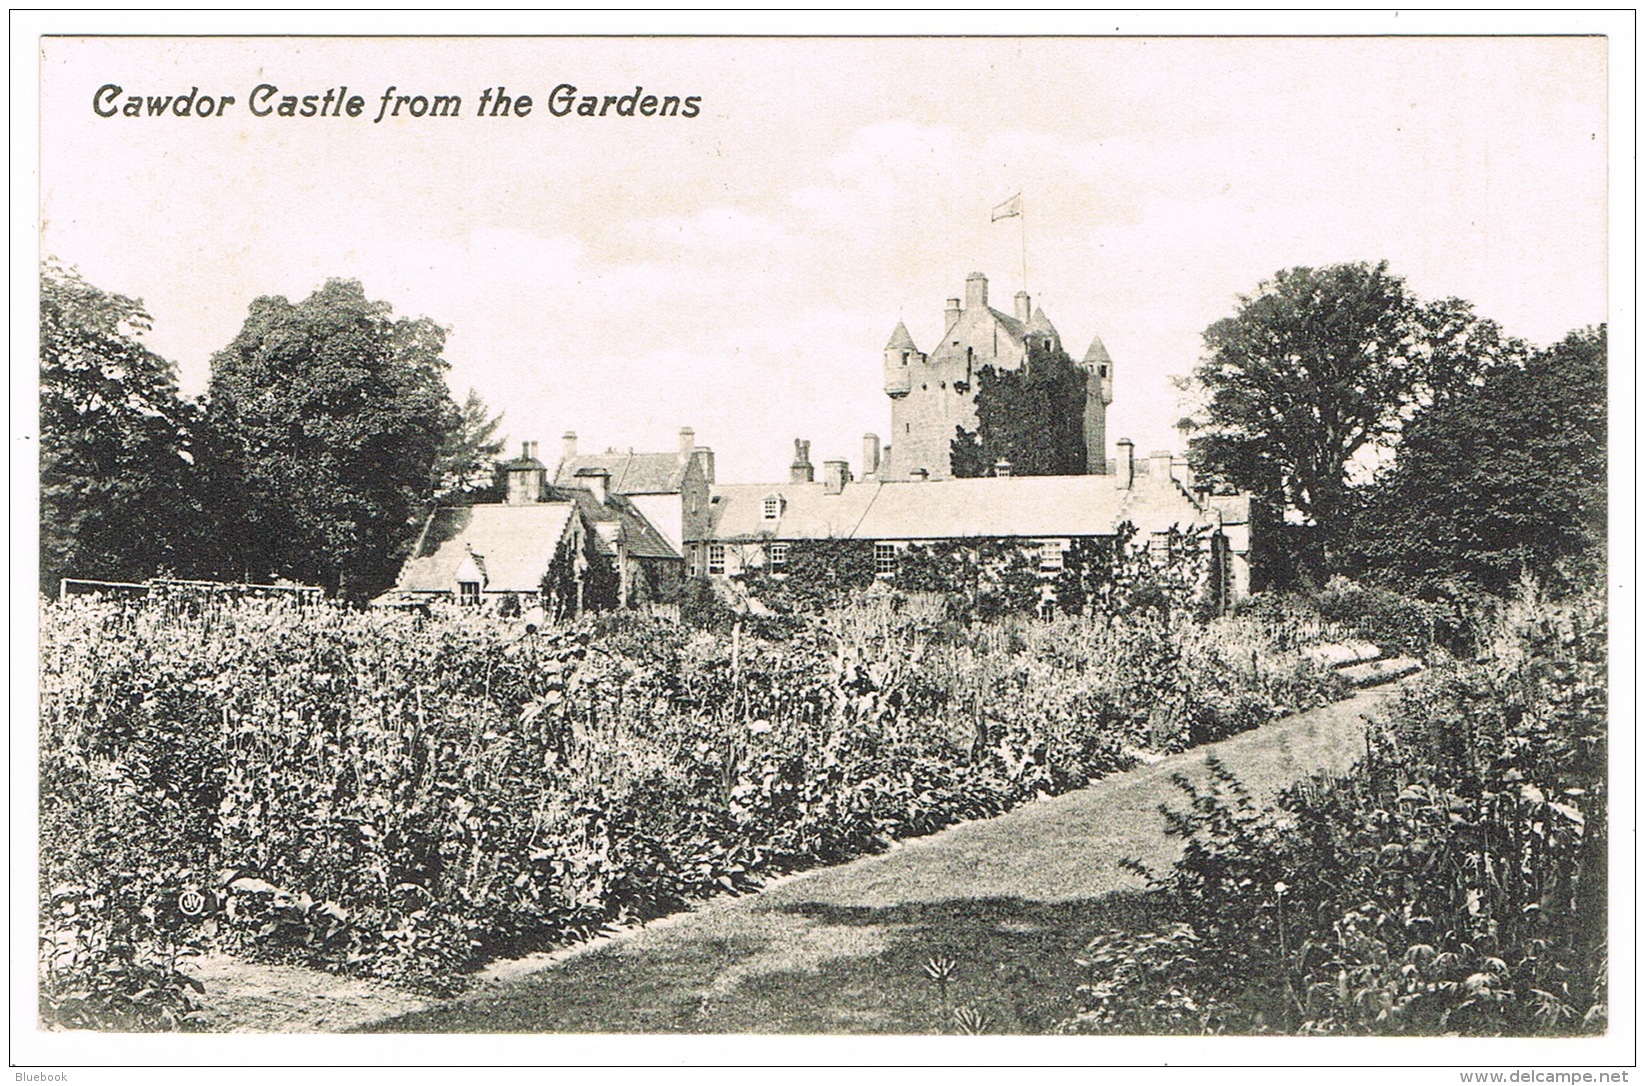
38;34;1610;484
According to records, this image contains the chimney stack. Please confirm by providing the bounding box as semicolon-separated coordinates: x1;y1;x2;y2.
1014;291;1031;324
790;438;815;484
562;431;578;462
693;446;715;484
964;272;988;311
944;297;961;331
862;433;881;478
679;427;695;454
993;458;1013;478
576;467;611;505
1150;450;1173;485
1115;439;1135;490
506;441;545;505
822;459;851;495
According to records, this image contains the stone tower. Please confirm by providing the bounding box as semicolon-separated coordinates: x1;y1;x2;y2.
879;272;1113;479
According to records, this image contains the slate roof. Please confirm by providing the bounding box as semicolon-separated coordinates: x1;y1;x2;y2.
854;475;1216;541
551;485;680;560
1081;334;1113;368
1027;306;1060;343
710;474;1226;546
553;451;693;495
986;308;1029;342
709;482;882;541
886;320;918;351
395;503;577;594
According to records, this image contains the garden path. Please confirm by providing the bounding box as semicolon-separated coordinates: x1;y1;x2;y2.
345;680;1406;1035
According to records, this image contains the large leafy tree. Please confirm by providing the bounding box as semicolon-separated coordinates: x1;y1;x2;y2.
1184;262;1521;582
1349;326;1606;596
39;261;208;593
205;279;458;596
952;342;1088;477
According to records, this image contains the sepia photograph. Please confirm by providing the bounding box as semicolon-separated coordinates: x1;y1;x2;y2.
15;12;1631;1076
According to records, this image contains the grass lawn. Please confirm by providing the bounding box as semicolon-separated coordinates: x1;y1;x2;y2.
358;683;1400;1035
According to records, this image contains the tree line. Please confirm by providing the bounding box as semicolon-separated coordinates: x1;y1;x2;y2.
40;263;505;599
951;260;1605;602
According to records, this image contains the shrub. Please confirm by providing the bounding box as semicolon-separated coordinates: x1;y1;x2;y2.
1064;583;1606;1036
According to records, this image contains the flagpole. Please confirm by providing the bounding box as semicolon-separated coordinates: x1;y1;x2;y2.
1019;199;1028;298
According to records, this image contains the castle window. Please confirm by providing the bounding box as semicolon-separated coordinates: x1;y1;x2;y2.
940;381;946;390
874;542;897;577
1099;364;1108;377
762;496;781;521
768;543;789;572
458;581;481;606
708;544;726;575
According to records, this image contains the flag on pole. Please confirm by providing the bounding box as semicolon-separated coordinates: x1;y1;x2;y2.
991;193;1023;221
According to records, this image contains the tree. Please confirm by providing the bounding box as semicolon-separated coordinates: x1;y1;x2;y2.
1348;326;1606;596
952;342;1088;477
1183;262;1521;582
39;261;207;593
432;387;506;502
204;279;458;597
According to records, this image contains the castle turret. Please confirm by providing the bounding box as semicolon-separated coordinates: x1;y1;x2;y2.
1082;333;1115;475
1082;333;1115;404
883;321;917;398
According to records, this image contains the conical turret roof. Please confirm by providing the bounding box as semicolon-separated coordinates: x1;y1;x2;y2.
1027;306;1060;341
885;320;918;351
1082;332;1114;368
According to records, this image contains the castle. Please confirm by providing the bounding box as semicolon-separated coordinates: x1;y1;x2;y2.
380;269;1259;612
879;271;1114;481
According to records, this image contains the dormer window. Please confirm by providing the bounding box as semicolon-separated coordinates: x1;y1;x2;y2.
761;495;782;521
458;581;481;605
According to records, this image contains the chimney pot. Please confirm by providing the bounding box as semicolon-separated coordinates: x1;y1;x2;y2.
1013;291;1031;324
944;297;961;331
679;427;695;454
561;431;578;461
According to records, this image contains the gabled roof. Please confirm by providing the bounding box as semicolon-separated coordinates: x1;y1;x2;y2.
886;320;918;351
710;481;882;541
396;503;577;594
986;308;1029;342
550;485;680;560
709;473;1222;546
553;451;695;495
